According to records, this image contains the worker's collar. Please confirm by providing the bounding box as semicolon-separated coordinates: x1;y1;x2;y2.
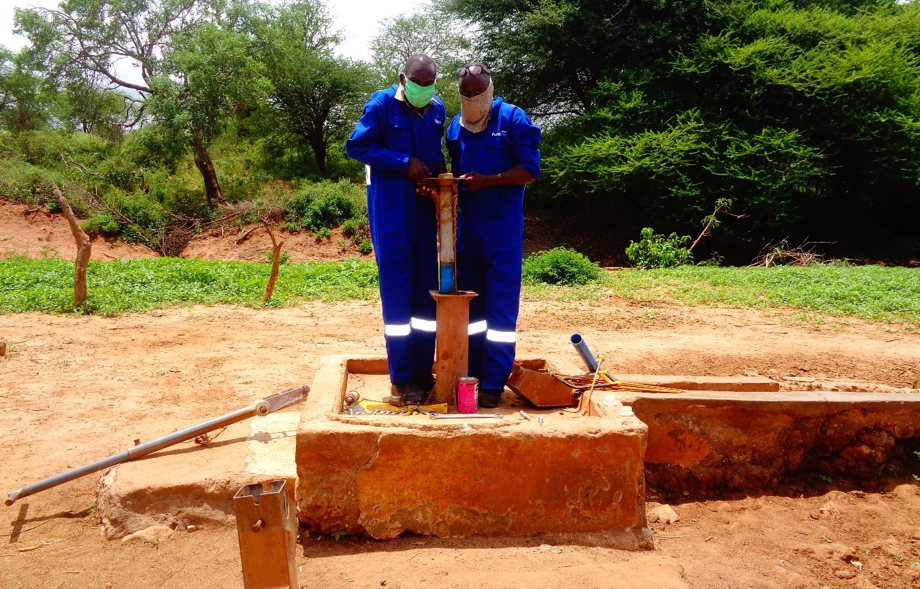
395;84;431;117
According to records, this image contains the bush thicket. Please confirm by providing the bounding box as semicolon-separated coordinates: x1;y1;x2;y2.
522;247;601;286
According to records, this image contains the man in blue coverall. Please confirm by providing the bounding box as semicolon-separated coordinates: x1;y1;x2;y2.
446;63;541;409
345;54;446;406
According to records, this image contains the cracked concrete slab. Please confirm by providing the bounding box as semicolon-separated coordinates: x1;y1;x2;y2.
296;356;652;548
97;411;299;539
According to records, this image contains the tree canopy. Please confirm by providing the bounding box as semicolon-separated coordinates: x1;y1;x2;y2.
1;0;918;252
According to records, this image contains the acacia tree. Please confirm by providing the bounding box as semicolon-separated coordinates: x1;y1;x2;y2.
255;0;371;176
441;0;716;115
16;0;265;206
0;47;51;132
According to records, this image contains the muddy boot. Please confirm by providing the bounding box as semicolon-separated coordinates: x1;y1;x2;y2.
386;381;429;407
478;388;502;409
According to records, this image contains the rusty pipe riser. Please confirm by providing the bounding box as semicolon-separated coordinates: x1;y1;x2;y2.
428;174;460;294
5;385;309;506
430;290;477;405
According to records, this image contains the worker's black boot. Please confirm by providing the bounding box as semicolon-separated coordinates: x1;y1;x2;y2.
478;388;502;408
386;381;430;407
419;375;436;394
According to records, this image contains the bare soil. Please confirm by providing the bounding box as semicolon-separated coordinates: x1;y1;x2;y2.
0;201;158;261
2;200;920;588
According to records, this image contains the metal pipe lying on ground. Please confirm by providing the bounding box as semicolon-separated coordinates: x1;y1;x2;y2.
5;385;309;506
570;334;599;373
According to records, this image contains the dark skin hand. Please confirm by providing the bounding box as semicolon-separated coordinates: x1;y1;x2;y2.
456;73;536;192
406;157;431;184
400;61;445;185
459;166;535;192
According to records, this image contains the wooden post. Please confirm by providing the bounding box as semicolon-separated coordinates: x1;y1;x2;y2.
262;222;284;304
50;180;91;308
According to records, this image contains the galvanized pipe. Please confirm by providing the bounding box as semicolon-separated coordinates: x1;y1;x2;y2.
6;385;309;506
570;334;599;373
429;174;461;294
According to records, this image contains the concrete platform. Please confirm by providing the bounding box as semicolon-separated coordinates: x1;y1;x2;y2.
97;411;299;539
616;374;779;392
296;356;652;548
621;390;920;494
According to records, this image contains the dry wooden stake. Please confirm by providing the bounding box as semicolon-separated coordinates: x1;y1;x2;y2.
262;221;284;304
50;180;91;308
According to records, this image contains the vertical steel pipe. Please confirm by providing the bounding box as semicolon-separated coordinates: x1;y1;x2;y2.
430;174;460;294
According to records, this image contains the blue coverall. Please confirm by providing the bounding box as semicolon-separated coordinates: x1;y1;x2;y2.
345;84;446;385
446;98;541;391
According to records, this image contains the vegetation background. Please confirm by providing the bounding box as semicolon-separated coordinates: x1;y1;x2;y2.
1;0;919;264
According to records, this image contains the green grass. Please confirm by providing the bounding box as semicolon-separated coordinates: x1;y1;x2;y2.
602;266;920;326
0;256;379;315
2;257;919;327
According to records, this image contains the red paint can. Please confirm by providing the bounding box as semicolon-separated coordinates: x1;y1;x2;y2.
457;377;479;414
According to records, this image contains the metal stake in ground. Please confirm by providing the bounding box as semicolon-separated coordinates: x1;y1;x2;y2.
234;480;299;589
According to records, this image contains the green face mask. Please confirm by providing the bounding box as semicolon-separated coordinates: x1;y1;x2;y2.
403;79;436;108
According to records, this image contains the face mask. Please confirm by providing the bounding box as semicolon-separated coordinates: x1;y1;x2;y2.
459;79;494;133
403;79;436;108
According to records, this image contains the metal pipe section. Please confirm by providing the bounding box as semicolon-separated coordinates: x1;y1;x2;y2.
429;174;461;294
430;290;478;405
570;334;599;373
6;385;309;506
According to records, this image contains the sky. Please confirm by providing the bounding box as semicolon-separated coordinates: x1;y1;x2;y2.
0;0;422;61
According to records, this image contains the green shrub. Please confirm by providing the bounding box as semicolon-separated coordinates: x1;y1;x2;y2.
96;158;140;192
625;227;693;269
698;251;724;267
522;247;600;286
82;212;121;235
265;249;291;264
357;238;372;255
287;180;366;233
341;217;368;239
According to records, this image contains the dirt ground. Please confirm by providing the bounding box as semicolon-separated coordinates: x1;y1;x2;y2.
1;301;919;589
3;200;920;588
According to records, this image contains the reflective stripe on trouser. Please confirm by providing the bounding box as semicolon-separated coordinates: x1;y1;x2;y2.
368;172;438;384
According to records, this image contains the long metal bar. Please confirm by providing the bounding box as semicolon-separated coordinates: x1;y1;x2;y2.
6;385;309;506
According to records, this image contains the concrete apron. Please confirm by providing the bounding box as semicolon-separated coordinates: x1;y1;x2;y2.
621;390;920;496
297;355;652;549
96;357;920;543
97;411;299;540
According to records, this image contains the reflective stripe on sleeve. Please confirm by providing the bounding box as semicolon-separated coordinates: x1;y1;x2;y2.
365;165;371;185
468;320;487;335
410;317;437;332
384;323;411;336
486;329;516;343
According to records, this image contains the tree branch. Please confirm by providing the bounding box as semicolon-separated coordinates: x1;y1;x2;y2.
50;180;91;308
